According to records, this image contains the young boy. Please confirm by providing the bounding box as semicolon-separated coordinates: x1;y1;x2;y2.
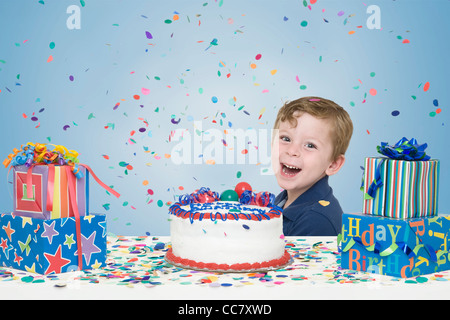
272;96;353;236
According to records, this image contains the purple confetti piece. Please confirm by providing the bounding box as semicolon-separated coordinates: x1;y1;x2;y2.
145;31;153;39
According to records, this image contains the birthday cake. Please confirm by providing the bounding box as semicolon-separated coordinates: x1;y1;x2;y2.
166;183;291;272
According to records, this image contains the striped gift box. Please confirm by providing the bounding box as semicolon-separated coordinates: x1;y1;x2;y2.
362;157;440;218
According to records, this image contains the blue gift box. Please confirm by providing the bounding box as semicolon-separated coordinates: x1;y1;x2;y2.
0;212;107;274
339;213;450;278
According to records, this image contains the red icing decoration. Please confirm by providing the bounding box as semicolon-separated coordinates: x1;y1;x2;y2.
165;248;291;272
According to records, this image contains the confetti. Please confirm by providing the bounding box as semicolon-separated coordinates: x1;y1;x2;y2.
423;81;430;92
318;200;330;207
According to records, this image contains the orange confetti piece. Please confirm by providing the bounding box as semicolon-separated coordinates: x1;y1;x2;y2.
142;180;149;186
348;30;356;35
402;39;410;44
423;81;430;92
250;63;257;69
319;200;330;207
47;55;53;63
369;88;377;96
270;69;277;75
102;155;110;160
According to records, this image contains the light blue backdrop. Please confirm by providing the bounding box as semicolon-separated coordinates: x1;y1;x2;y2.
1;0;448;236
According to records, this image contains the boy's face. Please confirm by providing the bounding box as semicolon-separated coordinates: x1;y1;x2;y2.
272;112;344;199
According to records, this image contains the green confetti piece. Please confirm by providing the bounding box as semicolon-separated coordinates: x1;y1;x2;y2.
416;276;428;283
21;276;34;283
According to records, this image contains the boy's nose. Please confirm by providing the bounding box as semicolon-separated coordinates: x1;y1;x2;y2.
286;145;300;157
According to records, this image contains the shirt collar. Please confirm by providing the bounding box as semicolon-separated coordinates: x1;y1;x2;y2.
276;175;331;217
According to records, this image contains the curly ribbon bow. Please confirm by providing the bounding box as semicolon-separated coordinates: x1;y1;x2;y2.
179;187;219;205
239;190;275;207
377;137;430;161
178;188;275;207
4;142;86;182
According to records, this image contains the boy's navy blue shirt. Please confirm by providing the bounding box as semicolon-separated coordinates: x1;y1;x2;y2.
274;175;342;236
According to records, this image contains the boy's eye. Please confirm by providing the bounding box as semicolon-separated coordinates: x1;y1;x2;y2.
280;136;291;142
305;143;316;149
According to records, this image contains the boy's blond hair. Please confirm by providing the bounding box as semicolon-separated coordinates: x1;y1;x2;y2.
273;96;353;161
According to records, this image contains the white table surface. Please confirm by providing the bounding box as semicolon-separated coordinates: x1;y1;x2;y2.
1;235;450;300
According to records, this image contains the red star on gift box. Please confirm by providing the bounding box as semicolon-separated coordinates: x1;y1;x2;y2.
44;245;71;274
0;238;7;252
14;252;23;266
2;222;15;241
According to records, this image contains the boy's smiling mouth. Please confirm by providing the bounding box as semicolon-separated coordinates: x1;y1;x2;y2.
281;163;302;177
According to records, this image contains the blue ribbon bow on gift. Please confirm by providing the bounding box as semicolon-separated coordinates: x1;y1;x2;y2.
377;137;430;161
365;137;430;199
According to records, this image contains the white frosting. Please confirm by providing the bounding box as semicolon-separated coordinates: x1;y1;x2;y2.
170;201;285;265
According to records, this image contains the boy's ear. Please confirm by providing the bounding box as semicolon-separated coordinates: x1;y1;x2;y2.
325;154;345;176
